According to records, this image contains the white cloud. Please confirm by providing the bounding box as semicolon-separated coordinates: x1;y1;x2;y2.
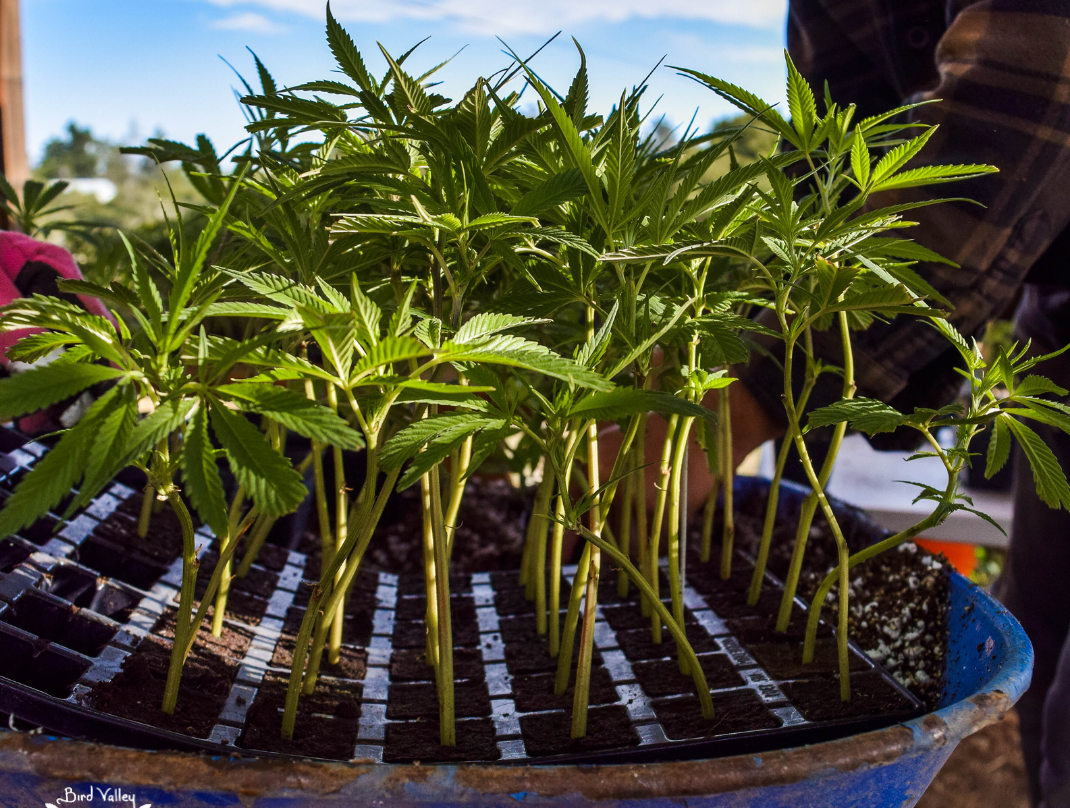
210;11;287;33
201;0;787;35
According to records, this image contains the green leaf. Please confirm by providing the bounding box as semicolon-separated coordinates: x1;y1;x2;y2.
870;128;936;187
576;302;618;369
785;52;817;146
511;169;588;217
0;390;116;537
443;334;613;391
1015;375;1068;398
0;362;123;421
454;313;545;345
182;404;229;538
113;398;197;472
349;336;432;382
325;2;374;92
1005;416;1070;510
695;317;749;366
985;415;1012;480
208;400;307;517
380;413;497;471
4;333;80;364
808;397;906;435
570;388;713;423
218;383;365;449
870;163;998;193
850;127;870;188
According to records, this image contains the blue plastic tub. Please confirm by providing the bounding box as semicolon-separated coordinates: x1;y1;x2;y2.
0;484;1033;808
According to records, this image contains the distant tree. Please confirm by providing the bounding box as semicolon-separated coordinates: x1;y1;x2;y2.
38;122;104;178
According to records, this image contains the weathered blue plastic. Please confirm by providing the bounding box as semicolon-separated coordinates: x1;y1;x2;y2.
0;568;1031;808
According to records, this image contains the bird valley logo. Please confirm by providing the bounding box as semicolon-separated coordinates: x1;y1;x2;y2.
46;787;150;808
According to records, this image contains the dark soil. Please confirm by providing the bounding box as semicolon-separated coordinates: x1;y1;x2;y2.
195;551;279;599
85;636;233;738
240;700;359;760
631;654;744;697
271;637;368;681
616;623;719;662
383;717;500;763
782;672;917;722
393;615;479;649
107;495;189;564
391;647;484;681
520;705;637;757
653;690;778;739
700;479;951;709
386;680;491;720
512;668;618;713
151;609;254;661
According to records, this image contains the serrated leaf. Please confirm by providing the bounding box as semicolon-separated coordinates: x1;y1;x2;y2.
208;401;307;517
454;313;544;344
696;317;749;366
0;362;123;421
0;390;113;537
870;163;998;193
786;52;817;146
850;127;870;188
985;415;1012;480
218;383;365;449
349;336;431;382
443;334;613;391
325;2;374;91
512;169;588;217
576;302;618;369
1015;375;1068;398
380;413;497;471
4;332;79;364
1005;416;1070;509
569;388;713;423
182;404;229;538
808;397;906;434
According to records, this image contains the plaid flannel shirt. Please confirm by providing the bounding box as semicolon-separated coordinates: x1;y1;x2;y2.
739;0;1070;434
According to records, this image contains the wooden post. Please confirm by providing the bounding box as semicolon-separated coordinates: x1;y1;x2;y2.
0;0;27;192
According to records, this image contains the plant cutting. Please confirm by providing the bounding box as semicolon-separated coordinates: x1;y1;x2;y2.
0;11;1064;777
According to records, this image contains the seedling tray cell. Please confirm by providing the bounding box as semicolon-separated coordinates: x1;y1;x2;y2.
0;430;924;764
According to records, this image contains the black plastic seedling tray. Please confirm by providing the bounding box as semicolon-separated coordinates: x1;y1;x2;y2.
0;425;925;765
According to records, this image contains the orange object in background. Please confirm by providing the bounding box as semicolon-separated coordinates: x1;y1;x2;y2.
916;538;978;577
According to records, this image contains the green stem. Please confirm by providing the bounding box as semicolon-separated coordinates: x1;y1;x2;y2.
634;418;649;614
574;523;714;719
430;462;455;746
420;472;440;670
667;416;696;673
548;463;572;658
212;486;246;637
719;376;735;580
282;465;400;739
570;409;602;738
327;386;347;666
749;374;815;606
648;415;679;641
554;542;590;692
137;484;155;539
160;491;197;715
530;474;554;636
700;477;718;564
776;311;856;631
617;443;635;598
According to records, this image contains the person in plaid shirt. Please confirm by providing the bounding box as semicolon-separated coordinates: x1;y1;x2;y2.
729;1;1070;804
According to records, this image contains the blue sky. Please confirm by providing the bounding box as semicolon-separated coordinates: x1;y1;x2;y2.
23;0;789;164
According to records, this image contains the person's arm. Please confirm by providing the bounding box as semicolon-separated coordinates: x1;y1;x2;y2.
740;0;1070;445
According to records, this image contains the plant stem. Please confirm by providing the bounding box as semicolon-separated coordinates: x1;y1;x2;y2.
160;490;197;715
775;312;854;701
719;376;735;579
282;466;400;739
429;462;456;746
749;375;815;606
554;542;590;692
776;311;856;631
548;462;572;658
618;443;635;598
326;386;347;666
137;484;155;539
420;471;440;669
574;522;714;719
700;476;718;564
444;431;473;561
530;473;554;636
667;416;696;673
648;415;679;642
212;486;246;637
570;407;602;738
634;417;649;614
